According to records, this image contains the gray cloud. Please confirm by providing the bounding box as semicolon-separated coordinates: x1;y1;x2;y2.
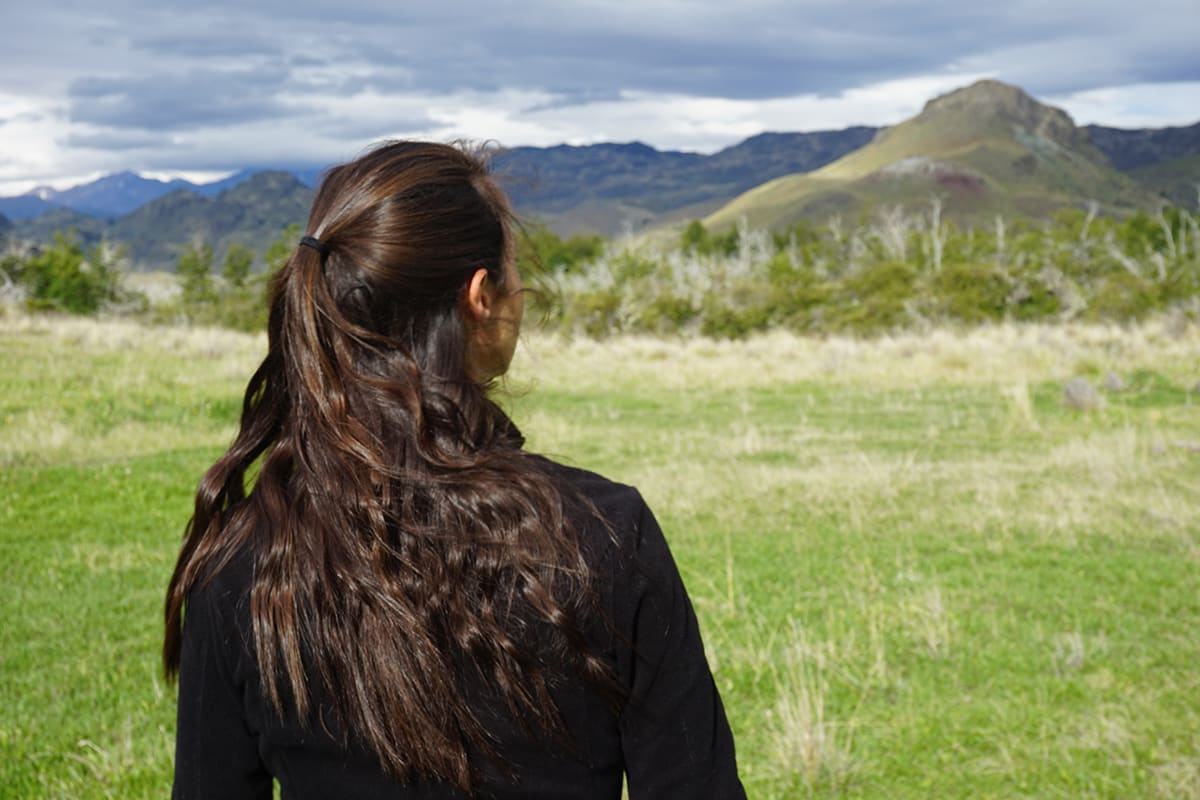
65;130;168;151
13;2;1200;100
67;66;296;130
18;2;1200;110
130;31;283;60
307;113;442;141
1;0;1197;190
306;2;1198;99
521;88;626;113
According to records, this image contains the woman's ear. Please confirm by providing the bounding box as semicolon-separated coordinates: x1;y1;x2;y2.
464;267;493;322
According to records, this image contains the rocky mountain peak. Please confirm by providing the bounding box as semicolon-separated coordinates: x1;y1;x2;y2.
919;79;1082;147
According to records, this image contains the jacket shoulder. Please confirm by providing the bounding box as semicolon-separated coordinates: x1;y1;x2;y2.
535;456;648;530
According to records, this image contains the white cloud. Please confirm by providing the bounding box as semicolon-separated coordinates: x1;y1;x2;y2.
0;95;73;193
1049;82;1200;128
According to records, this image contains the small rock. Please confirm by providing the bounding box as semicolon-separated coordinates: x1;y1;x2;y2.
1103;371;1125;392
1163;311;1191;339
1063;377;1104;412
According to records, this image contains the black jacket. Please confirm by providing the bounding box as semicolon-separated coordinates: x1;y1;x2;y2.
172;458;745;799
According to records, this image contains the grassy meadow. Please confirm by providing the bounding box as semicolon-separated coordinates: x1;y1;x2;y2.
2;312;1199;798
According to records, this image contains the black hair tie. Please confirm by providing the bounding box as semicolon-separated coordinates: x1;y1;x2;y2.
299;235;331;258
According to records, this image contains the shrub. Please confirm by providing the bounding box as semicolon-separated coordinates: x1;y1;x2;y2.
1086;272;1161;321
827;261;919;334
176;242;217;307
1006;275;1061;321
637;294;698;334
562;289;623;338
16;232;121;314
930;262;1009;323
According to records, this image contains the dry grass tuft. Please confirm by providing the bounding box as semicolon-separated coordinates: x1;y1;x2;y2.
768;625;856;795
1153;758;1200;800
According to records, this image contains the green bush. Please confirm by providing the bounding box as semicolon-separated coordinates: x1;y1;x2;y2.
827;261;919;334
16;232;121;314
1006;275;1061;321
1086;272;1161;321
699;300;770;339
177;242;216;306
681;219;739;257
562;289;623;338
636;294;698;334
931;262;1010;323
517;222;604;276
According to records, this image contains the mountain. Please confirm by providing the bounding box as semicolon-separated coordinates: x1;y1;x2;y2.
0;167;319;222
13;206;111;247
1086;122;1200;170
117;171;313;268
45;170;204;218
10;171;314;270
1086;122;1200;209
191;169;257;198
1;171;203;221
495;128;877;235
0;194;60;220
704;80;1161;231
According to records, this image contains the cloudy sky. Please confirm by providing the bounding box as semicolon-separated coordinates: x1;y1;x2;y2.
1;0;1197;195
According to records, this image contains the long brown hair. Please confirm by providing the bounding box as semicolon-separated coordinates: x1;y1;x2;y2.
164;141;616;790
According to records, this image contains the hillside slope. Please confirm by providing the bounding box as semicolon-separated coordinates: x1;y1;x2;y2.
705;80;1160;231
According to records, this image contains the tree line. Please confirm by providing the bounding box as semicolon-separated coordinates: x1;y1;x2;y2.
529;204;1200;337
3;205;1198;337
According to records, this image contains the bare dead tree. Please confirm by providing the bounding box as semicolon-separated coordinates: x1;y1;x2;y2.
1156;207;1177;261
1184;211;1200;263
1079;200;1098;244
1104;230;1143;279
1179;215;1190;261
827;214;844;245
0;266;25;307
877;205;907;262
928;194;945;273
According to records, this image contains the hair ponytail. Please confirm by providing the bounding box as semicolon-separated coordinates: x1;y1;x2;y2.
165;142;620;790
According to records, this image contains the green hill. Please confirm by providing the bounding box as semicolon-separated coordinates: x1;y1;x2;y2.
705;80;1160;231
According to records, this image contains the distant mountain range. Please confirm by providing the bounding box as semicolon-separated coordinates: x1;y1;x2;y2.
3;171;315;270
1;79;1197;270
0;166;327;222
491;128;879;235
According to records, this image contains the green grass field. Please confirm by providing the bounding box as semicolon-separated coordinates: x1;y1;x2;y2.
2;313;1198;798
